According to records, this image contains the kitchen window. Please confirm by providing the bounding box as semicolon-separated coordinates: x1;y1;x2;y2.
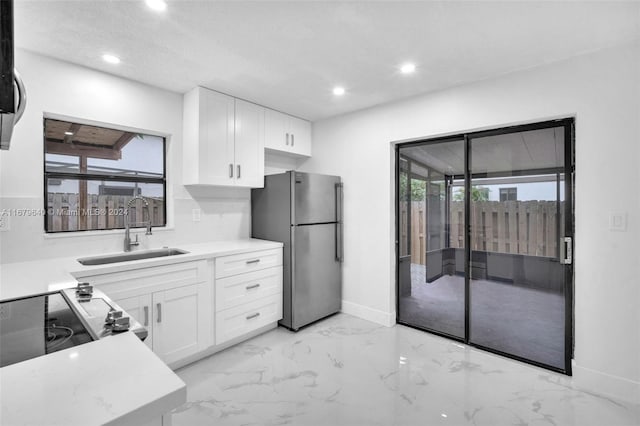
43;118;166;232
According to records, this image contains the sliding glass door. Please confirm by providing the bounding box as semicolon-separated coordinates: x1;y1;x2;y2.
396;119;574;374
397;139;465;339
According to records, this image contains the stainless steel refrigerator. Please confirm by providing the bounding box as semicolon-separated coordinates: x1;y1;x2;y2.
251;171;343;331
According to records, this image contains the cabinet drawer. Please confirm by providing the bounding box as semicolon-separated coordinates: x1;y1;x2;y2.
215;248;282;278
83;260;208;299
215;293;282;345
216;266;282;311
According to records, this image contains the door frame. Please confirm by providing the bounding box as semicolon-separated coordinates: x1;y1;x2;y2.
394;118;575;375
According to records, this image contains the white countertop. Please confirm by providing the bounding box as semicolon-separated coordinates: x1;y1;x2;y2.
0;238;283;426
0;332;186;426
0;238;283;300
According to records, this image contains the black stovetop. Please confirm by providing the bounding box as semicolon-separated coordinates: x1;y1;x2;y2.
0;292;94;368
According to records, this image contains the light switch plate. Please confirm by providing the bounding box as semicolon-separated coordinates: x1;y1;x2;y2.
609;212;627;231
0;213;9;232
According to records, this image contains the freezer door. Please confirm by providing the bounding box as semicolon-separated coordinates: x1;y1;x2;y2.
292;223;342;330
293;172;341;225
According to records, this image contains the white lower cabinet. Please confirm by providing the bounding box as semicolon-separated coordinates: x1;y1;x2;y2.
115;294;154;351
215;266;283;311
216;288;282;345
82;248;283;368
115;284;206;365
213;253;283;345
85;260;212;366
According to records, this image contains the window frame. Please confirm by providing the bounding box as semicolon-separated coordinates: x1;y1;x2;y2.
499;187;518;201
43;115;168;233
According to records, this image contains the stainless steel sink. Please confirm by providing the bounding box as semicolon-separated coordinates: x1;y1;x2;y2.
77;248;189;266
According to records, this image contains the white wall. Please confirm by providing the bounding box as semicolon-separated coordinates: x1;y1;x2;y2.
0;50;251;263
303;42;640;403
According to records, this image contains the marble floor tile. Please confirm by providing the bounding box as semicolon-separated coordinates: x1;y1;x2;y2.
172;313;639;426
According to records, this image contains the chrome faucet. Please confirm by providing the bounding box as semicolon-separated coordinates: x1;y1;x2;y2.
124;196;153;252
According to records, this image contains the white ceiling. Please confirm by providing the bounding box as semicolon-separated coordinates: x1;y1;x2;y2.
14;1;640;121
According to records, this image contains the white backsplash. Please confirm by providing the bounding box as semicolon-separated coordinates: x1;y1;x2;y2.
0;192;250;264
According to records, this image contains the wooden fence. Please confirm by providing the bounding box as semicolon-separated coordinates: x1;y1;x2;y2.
401;200;563;263
47;193;165;232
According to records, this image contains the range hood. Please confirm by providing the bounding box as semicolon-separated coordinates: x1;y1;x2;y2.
1;0;26;151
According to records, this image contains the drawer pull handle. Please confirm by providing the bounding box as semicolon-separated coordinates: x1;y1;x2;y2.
246;283;261;290
246;312;260;320
246;259;260;265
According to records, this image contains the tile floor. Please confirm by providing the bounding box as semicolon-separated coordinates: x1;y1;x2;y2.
172;313;639;426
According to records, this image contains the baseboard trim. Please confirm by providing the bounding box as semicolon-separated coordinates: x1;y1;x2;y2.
341;300;395;327
572;361;640;404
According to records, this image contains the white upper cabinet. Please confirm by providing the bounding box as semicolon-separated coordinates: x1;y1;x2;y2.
183;87;265;188
234;99;266;188
264;109;311;157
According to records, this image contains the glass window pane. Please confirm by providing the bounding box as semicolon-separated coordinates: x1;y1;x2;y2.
86;134;164;177
44;119;164;177
44;118;166;233
45;153;80;173
47;178;165;232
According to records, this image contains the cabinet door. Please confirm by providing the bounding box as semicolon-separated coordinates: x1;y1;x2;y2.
288;116;312;157
234;99;265;188
153;284;208;365
114;294;153;351
264;108;288;151
201;89;235;186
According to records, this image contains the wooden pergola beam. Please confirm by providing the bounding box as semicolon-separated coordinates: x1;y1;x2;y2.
46;139;121;160
112;132;136;151
63;123;82;145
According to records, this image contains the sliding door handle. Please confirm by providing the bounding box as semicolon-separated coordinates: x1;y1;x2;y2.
560;237;572;265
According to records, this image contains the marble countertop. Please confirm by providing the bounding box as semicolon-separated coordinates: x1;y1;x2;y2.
0;238;283;300
0;332;186;426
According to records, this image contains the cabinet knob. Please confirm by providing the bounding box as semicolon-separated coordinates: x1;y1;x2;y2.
105;310;123;325
111;316;131;332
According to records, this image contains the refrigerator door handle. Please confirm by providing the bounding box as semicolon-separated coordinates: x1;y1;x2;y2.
335;182;344;262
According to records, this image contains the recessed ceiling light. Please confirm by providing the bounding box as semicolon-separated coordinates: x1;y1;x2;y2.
102;54;121;64
333;86;345;96
400;63;416;74
64;131;74;136
145;0;167;12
